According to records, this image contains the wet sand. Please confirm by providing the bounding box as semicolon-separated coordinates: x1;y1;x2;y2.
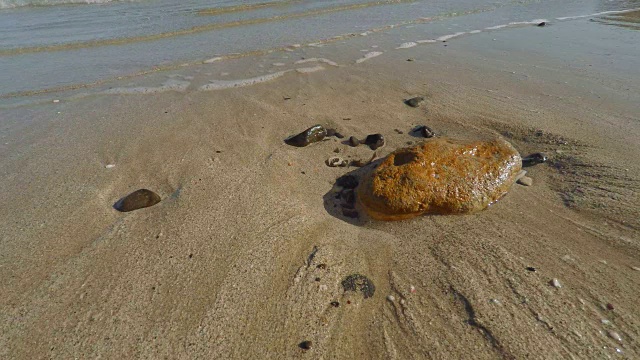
2;14;640;359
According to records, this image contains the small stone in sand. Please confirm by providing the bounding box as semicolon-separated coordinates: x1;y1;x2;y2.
299;341;313;350
349;136;360;147
410;285;416;293
631;266;640;271
333;148;341;153
517;176;533;186
526;266;537;272
407;58;415;62
417;125;435;138
285;124;327;147
387;295;395;302
550;278;562;288
114;189;161;212
52;99;60;103
394;129;404;134
326;157;348;167
330;301;340;307
522;152;547;167
601;319;611;325
364;134;385;150
404;96;425;108
515;170;527;181
342;274;376;298
105;164;115;169
606;303;615;310
608;331;622;343
537;22;546;27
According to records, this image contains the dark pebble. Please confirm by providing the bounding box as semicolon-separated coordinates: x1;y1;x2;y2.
114;189;161;212
285;125;327;147
334;132;345;139
342;274;375;298
330;301;340;307
315;277;321;282
522;152;548;167
364;134;385;150
526;267;536;272
417;125;435;138
349;136;360;147
316;263;327;270
537;22;546;27
299;341;313;350
407;58;415;62
607;303;615;310
404;96;425;108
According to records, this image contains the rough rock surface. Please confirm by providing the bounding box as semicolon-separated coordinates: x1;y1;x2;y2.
357;138;522;220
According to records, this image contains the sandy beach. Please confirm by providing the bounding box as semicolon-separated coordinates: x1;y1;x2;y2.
2;2;640;359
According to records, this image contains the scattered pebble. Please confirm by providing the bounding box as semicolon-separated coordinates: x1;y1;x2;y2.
526;266;537;272
537;21;546;27
606;303;615;311
342;274;376;298
113;189;161;212
522;152;547;167
631;266;640;271
364;134;385;150
404;96;425;108
349;136;360;147
490;298;501;305
52;99;60;103
285;124;326;147
517;176;533;186
316;263;327;270
330;301;340;307
608;331;622;343
387;295;395;302
299;340;313;350
326;156;348;167
399;299;406;305
105;164;116;169
319;284;328;291
550;278;562;288
419;125;435;138
394;129;404;134
410;285;416;293
407;58;415;62
515;170;527;181
601;319;611;325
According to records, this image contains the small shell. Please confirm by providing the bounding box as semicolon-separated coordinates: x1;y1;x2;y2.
326;157;347;167
387;295;395;302
551;278;562;288
608;331;622;343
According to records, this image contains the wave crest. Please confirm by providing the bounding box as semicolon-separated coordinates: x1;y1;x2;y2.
0;0;134;10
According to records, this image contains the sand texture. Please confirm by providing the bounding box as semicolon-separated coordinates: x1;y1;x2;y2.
2;20;640;360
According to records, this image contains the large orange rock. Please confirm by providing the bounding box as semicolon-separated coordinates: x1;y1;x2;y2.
357;138;522;220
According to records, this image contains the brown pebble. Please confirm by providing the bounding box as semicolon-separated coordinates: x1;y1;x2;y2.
330;301;340;307
606;303;615;310
114;189;161;212
299;341;313;350
349;136;360;147
405;96;425;108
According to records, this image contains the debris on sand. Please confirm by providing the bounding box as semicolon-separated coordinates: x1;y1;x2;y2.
285;124;327;147
405;96;425;108
364;134;385;150
114;189;161;212
522;152;547;167
357;138;522;220
342;274;376;298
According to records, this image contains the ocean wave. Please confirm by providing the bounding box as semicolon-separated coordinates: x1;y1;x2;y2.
0;0;135;10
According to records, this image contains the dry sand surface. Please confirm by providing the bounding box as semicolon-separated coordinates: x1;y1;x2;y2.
2;25;640;359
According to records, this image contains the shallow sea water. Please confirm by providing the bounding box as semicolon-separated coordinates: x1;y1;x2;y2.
0;0;638;107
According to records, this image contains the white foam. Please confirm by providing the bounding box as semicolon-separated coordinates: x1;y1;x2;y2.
469;30;482;34
396;42;417;49
103;79;190;95
436;32;466;41
485;24;508;30
556;9;639;21
0;0;127;9
296;65;325;74
416;39;436;44
272;62;286;66
294;58;339;66
356;51;383;64
203;57;223;64
199;71;289;91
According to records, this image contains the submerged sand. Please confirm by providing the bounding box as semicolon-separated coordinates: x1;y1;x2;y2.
2;18;640;360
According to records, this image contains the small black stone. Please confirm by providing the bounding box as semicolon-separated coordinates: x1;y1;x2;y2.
537;22;546;27
405;96;425;108
522;153;548;167
114;189;161;212
526;267;536;272
330;301;340;307
299;341;313;350
189;254;193;259
364;134;385;150
315;277;321;282
416;125;435;138
341;274;375;298
336;175;359;189
285;125;327;147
